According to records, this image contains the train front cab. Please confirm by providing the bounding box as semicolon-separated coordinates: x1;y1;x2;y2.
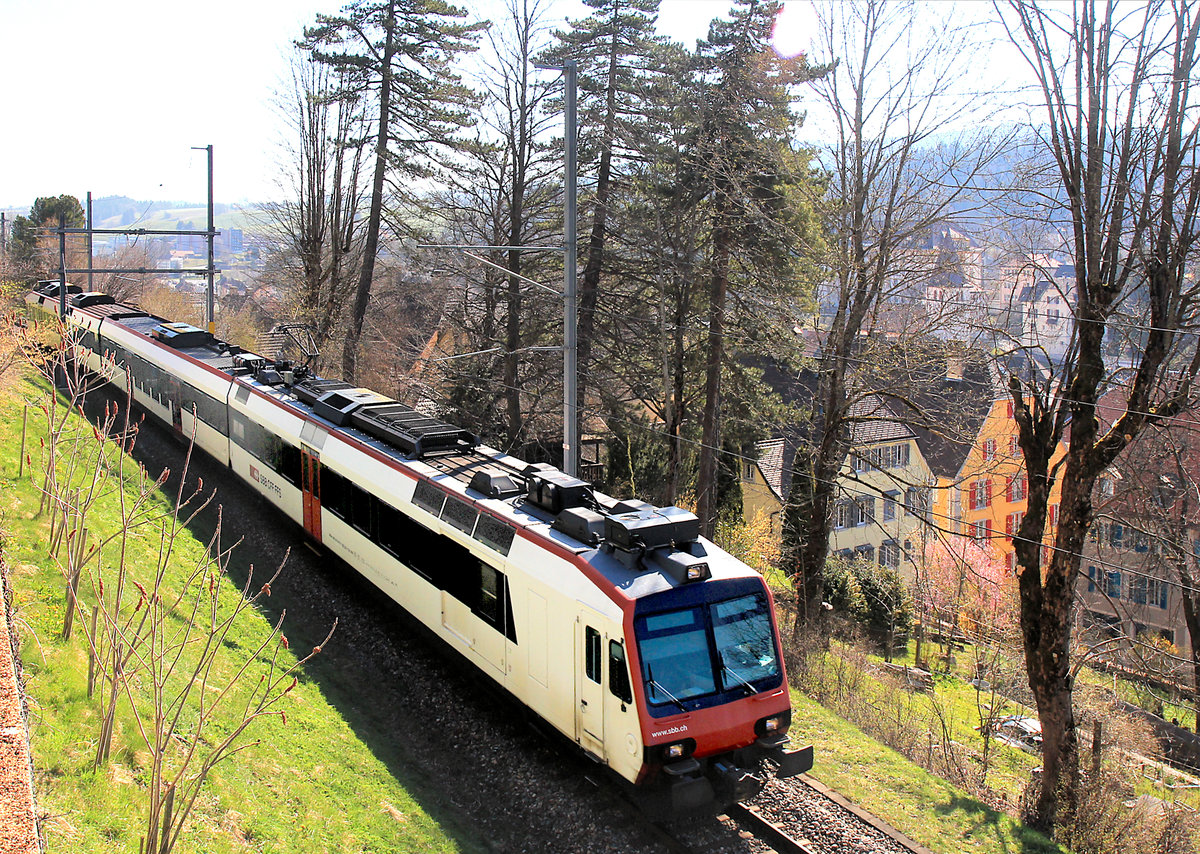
628;576;813;811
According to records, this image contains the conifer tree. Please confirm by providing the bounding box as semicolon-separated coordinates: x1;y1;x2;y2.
689;0;826;535
542;0;670;439
300;0;483;380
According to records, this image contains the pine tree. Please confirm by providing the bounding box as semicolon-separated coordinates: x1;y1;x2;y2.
300;0;483;381
542;0;671;448
689;0;826;535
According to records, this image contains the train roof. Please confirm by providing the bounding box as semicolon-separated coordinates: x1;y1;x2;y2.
74;299;763;605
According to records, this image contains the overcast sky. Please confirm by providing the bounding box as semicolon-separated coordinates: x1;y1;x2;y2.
0;0;776;209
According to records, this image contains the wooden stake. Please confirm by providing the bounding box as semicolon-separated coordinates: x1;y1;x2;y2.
87;605;98;698
17;405;27;478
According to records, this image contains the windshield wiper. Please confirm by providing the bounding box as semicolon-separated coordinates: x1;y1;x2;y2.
719;652;757;696
646;664;687;712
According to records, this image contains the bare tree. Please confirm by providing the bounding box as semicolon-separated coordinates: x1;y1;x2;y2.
786;0;1007;630
261;48;370;368
300;0;483;381
429;0;562;451
997;0;1200;833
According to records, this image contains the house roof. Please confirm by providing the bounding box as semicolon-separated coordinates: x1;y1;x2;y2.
900;349;997;480
754;438;786;501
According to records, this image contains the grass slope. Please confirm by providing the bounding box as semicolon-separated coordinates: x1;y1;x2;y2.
791;691;1064;853
0;356;1067;854
0;371;479;853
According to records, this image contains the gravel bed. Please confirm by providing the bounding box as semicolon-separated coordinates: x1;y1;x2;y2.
748;777;919;854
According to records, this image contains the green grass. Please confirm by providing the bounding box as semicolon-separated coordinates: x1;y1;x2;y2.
0;370;480;853
792;689;1065;853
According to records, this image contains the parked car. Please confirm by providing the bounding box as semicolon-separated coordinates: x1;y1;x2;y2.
990;715;1043;754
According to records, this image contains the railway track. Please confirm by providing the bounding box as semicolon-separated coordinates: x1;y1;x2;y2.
722;802;818;853
601;772;936;854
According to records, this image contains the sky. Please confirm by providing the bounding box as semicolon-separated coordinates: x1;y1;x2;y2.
0;0;780;210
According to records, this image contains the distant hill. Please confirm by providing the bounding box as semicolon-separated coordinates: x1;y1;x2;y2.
90;196;262;233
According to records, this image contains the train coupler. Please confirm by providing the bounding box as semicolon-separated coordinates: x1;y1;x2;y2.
757;736;813;778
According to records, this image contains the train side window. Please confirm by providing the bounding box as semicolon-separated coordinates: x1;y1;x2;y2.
609;640;633;703
322;469;348;519
585;627;602;684
478;562;500;623
348;483;375;537
277;442;301;487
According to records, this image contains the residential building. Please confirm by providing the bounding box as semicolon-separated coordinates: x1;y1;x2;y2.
742;366;934;580
1076;402;1200;666
910;349;1064;570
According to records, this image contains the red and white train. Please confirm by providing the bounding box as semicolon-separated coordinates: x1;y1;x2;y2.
28;283;812;809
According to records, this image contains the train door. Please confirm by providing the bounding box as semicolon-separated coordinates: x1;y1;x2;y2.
575;615;606;761
300;446;322;543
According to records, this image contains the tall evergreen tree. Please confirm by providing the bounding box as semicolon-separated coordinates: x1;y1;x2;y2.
300;0;483;381
689;0;827;535
11;194;85;269
542;0;670;450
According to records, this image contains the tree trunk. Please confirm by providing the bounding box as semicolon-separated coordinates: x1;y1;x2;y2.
696;221;729;536
341;0;396;382
576;27;620;425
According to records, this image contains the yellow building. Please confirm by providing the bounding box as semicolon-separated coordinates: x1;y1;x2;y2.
743;394;934;579
919;385;1064;570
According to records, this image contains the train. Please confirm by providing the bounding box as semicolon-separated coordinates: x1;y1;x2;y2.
26;281;812;810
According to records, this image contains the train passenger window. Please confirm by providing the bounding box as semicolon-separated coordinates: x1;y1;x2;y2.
375;500;402;552
348;484;375;537
478;562;500;623
474;515;515;556
585;627;602;684
321;469;347;519
609;641;633;704
277;442;301;486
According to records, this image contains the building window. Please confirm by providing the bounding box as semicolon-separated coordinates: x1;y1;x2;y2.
834;501;851;529
1105;570;1122;599
855;497;875;526
882;491;898;521
1087;565;1096;593
969;478;992;510
904;486;931;519
1005;511;1024;540
742;459;755;480
1010;435;1022;457
1006;474;1027;503
982;438;997;461
1049;504;1059;528
880;541;900;568
971;519;992;541
1130;575;1149;605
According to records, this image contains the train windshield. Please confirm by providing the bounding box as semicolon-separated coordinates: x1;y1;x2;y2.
635;590;780;713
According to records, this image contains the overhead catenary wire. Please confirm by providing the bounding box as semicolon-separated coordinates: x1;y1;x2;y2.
420;354;1200;600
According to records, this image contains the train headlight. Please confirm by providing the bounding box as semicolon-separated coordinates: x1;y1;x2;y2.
685;562;710;582
755;710;792;738
657;738;696;763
